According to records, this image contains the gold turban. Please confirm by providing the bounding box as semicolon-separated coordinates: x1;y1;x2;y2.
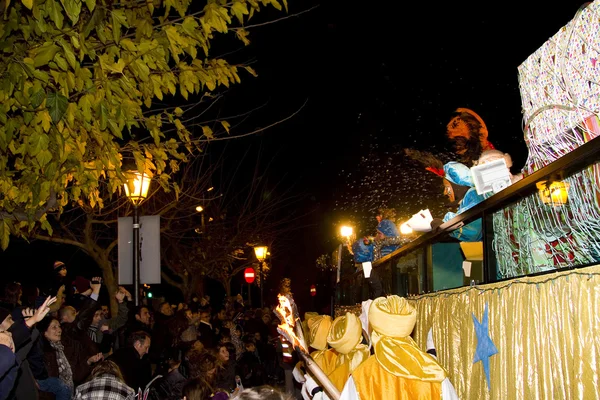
327;312;363;355
308;315;332;351
368;296;446;382
327;313;370;390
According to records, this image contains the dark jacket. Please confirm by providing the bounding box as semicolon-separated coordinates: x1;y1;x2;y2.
0;345;18;400
149;313;174;362
62;296;99;358
7;317;39;400
41;334;91;386
108;347;152;392
215;361;237;392
197;322;215;349
149;369;186;400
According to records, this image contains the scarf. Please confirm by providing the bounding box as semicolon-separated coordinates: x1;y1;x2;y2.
88;324;99;343
49;340;74;391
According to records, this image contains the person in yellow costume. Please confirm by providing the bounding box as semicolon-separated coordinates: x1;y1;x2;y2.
340;296;459;400
326;313;370;392
293;314;338;400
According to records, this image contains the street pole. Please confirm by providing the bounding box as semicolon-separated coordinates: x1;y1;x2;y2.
133;205;140;306
332;243;342;317
248;283;252;308
260;262;264;308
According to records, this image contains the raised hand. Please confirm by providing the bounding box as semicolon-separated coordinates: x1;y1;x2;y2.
90;277;102;293
115;290;126;303
27;296;57;327
119;286;132;301
87;352;103;365
21;308;35;319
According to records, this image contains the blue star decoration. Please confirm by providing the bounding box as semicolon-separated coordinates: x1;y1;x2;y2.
472;302;498;390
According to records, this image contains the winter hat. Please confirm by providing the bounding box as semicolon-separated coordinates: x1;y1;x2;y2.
53;261;66;271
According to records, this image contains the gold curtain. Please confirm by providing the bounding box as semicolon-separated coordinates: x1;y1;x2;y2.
408;264;600;399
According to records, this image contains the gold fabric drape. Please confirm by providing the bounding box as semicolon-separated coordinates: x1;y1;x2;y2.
409;264;600;399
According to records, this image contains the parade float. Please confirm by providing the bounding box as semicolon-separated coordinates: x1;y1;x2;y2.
335;2;600;398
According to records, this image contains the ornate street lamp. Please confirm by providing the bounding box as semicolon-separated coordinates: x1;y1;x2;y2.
124;171;151;306
254;245;268;308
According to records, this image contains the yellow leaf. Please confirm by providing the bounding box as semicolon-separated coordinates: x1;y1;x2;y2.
38;110;52;132
201;125;213;139
21;0;32;9
220;120;230;133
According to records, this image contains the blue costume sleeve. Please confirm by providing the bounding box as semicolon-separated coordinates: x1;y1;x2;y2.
443;188;485;242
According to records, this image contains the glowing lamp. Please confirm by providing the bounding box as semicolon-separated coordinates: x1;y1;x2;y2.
124;171;151;205
310;284;316;297
400;222;413;235
254;245;268;262
340;226;353;238
244;267;255;284
196;205;204;212
536;180;570;206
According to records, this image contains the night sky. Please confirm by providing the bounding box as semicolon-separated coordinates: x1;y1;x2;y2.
0;0;589;311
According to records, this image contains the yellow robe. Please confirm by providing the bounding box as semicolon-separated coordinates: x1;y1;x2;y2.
351;357;442;400
311;349;339;376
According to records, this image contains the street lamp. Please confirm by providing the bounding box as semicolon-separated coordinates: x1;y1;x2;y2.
340;226;353;241
124;171;151;306
254;245;268;308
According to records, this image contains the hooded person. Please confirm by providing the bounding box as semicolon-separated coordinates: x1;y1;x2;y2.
351;240;373;264
326;313;370;392
340;296;458;400
373;219;401;260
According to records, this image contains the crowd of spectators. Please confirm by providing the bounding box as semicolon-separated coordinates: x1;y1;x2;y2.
0;260;293;400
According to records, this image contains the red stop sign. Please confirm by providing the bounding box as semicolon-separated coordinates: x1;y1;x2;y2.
244;267;255;284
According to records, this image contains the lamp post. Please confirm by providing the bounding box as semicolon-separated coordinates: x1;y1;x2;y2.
333;226;353;315
124;171;151;306
254;245;268;308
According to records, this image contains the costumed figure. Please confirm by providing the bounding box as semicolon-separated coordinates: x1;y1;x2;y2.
340;296;458;400
372;219;402;260
326;313;370;393
446;108;495;166
406;149;485;242
294;315;338;400
351;240;374;264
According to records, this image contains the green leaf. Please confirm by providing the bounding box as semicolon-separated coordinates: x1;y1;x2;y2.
46;91;69;123
21;0;32;10
99;102;108;130
30;89;46;109
83;7;105;38
46;0;64;29
60;0;82;24
36;149;53;167
111;9;129;28
60;41;78;70
84;0;95;12
32;44;60;68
